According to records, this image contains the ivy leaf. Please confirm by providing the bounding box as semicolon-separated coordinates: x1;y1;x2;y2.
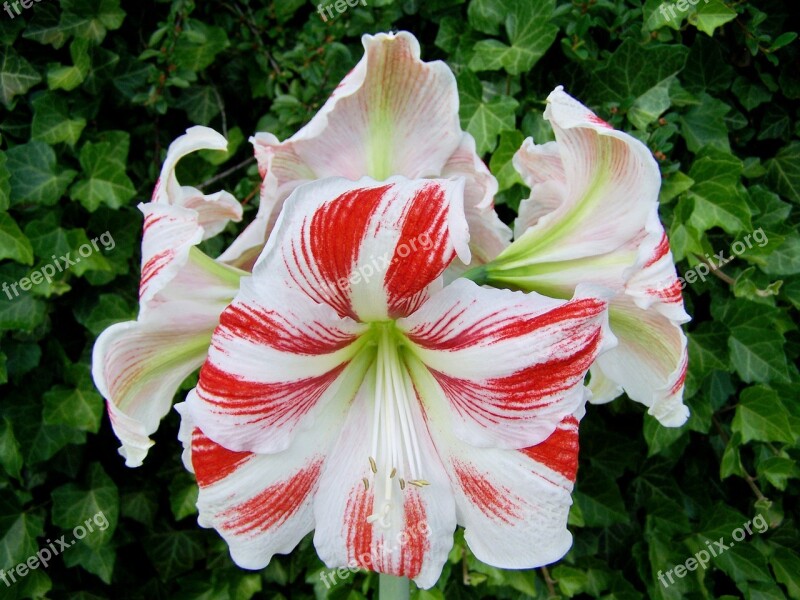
144;530;206;580
6;141;77;207
489;130;524;192
0;418;22;480
690;0;738;37
732;386;795;444
70;131;137;211
51;463;119;549
680;93;731;152
458;71;518;155
60;0;126;43
0;493;45;568
47;38;91;91
0;212;34;265
573;471;628;527
0;47;42;108
174;21;229;72
766;141;800;203
588;39;689;104
31;92;87;146
0;152;9;211
22;2;69;49
469;0;558;75
687;148;752;234
62;542;116;584
43;385;104;434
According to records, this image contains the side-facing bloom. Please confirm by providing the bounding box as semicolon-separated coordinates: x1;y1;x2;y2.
92;126;247;467
177;176;613;587
219;30;510;274
475;87;690;426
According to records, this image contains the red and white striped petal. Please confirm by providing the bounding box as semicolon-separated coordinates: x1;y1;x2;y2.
495;86;661;277
287;32;461;182
188;274;373;454
255;176;470;323
313;363;457;589
93;250;241;466
427;403;583;569
175;401;347;570
591;297;689;426
400;279;613;450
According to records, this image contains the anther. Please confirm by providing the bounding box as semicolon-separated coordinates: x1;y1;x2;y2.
369;457;377;473
390;467;397;479
399;478;406;490
362;477;369;490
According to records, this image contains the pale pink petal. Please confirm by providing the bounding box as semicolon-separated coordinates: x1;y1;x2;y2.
502;87;660;269
288;32;461;181
153;125;242;237
591;297;689;426
400;279;613;450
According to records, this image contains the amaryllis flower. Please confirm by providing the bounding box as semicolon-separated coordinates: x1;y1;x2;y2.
177;176;612;587
92;126;247;467
219;30;510;274
471;87;690;426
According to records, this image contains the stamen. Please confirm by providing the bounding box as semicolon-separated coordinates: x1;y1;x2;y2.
368;457;377;473
362;478;369;490
399;478;406;490
390;467;397;479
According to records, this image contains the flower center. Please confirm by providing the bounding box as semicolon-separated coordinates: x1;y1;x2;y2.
364;323;427;528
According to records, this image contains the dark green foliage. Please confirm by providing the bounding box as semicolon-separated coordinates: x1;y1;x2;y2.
0;0;798;598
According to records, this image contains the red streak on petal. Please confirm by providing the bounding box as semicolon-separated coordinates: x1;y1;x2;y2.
139;248;174;298
431;327;600;422
219;303;358;355
344;485;375;570
191;427;253;487
396;490;430;579
198;360;345;419
306;185;392;318
221;459;322;534
452;461;520;524
669;352;688;397
385;182;455;318
587;114;613;129
648;279;683;303
520;416;579;482
151;178;161;202
408;297;606;352
645;232;671;268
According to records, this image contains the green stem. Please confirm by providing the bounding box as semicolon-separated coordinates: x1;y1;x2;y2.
460;264;488;286
379;574;410;600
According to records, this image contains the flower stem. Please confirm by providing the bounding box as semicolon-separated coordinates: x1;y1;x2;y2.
460;265;488;286
379;574;410;600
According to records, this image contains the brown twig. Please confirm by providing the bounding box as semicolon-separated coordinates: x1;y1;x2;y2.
540;566;559;599
196;157;256;191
